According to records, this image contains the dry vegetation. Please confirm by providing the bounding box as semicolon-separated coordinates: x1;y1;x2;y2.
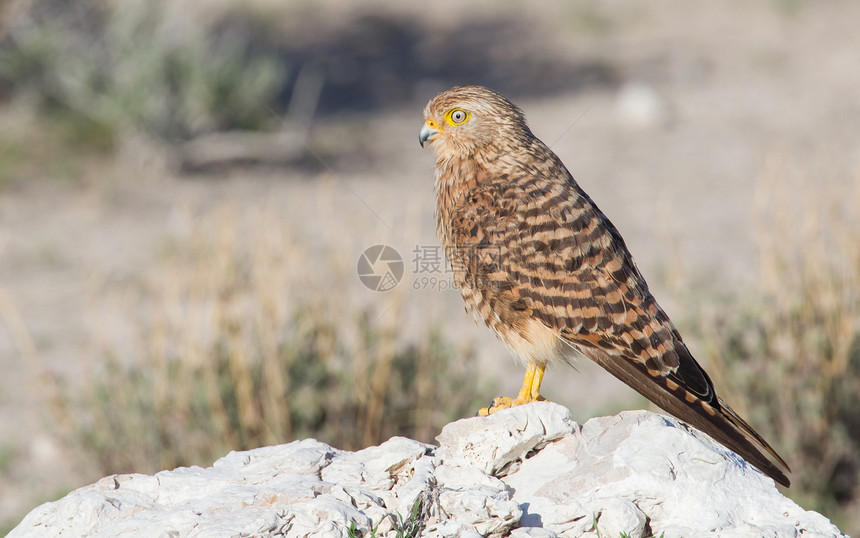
2;0;859;535
0;0;285;141
690;155;860;531
49;205;487;476
38;157;860;533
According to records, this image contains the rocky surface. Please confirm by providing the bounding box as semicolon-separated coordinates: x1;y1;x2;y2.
8;403;845;537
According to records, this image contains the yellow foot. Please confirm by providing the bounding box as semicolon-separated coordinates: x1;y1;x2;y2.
477;394;546;416
477;363;546;417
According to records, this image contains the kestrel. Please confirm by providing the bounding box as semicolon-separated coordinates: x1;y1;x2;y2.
419;85;790;487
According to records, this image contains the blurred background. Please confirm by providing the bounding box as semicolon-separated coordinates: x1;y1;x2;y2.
1;0;859;533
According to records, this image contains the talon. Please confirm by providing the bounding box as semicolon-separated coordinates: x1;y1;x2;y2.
477;398;497;417
476;364;546;416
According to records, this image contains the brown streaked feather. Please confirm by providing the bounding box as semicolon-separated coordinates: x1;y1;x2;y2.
447;140;683;375
425;85;790;487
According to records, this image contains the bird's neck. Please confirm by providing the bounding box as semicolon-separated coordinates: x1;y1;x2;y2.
433;153;486;200
432;153;483;246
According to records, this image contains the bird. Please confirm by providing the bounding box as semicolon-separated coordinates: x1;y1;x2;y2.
419;85;791;487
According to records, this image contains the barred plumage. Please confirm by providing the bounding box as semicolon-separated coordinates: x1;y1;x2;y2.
420;85;790;487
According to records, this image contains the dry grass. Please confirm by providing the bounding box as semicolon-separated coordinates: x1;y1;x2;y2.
54;204;487;475
692;153;860;533
38;155;860;534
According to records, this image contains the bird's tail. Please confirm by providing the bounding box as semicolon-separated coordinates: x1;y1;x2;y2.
715;396;791;480
581;346;791;487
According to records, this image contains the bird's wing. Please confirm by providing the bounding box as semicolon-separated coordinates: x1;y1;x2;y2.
446;154;790;486
445;165;688;375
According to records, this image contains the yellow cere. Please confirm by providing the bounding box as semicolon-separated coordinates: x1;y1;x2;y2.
444;108;470;126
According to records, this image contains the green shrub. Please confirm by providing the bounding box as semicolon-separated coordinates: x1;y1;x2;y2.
1;0;285;143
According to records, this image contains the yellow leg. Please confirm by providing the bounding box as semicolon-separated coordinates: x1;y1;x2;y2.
478;363;546;416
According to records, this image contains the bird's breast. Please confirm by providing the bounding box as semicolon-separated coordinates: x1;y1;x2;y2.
433;157;566;366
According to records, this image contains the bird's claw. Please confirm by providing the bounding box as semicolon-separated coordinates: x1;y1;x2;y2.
477;393;547;416
478;396;518;416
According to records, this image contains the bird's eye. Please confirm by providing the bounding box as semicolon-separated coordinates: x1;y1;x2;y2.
448;109;469;125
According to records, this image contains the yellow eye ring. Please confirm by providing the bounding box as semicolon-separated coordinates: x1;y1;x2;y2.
445;108;470;126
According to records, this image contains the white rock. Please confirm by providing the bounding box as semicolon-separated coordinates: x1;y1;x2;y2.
321;436;430;491
392;454;436;517
503;410;843;537
509;527;558;538
7;404;847;538
589;497;647;538
424;519;483;538
437;483;521;535
435;401;575;476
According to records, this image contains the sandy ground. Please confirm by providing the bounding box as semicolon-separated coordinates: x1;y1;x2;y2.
1;0;859;529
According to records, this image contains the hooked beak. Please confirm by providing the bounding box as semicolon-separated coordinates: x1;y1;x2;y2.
419;122;440;148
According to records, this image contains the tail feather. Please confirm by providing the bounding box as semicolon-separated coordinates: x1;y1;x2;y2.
580;346;791;487
718;397;791;473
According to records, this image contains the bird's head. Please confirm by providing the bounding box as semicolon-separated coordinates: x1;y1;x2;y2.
419;85;529;158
